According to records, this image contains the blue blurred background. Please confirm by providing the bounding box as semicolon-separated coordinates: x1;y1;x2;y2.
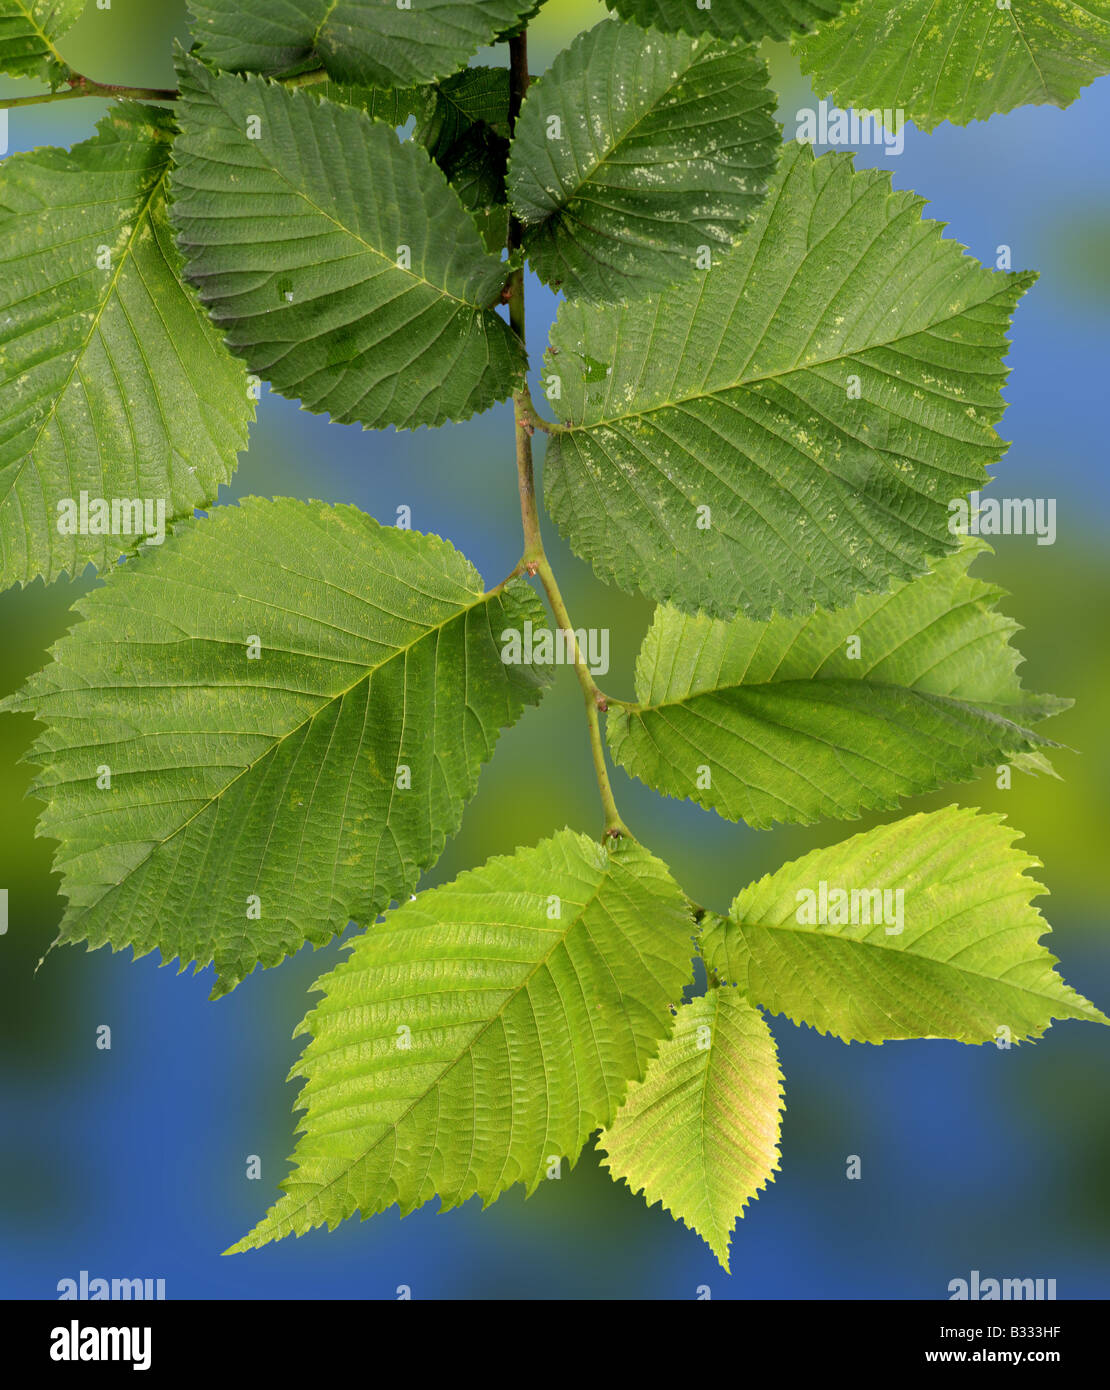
1;0;1107;1300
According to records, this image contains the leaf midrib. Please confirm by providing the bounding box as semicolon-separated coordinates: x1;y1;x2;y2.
724;913;1102;1019
628;674;1045;738
560;276;1023;435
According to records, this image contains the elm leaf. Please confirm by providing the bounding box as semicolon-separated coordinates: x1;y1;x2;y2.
169;56;525;431
607;0;842;43
600;987;783;1272
0;0;83;84
2;498;551;997
607;542;1069;828
507;19;779;302
186;0;542;87
230;830;696;1249
702;806;1108;1044
0;103;252;590
545;143;1035;619
797;0;1110;131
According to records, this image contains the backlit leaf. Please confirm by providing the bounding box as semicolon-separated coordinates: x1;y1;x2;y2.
797;0;1110;131
0;103;251;589
2;498;550;997
230;830;696;1249
600;987;783;1271
702;806;1108;1043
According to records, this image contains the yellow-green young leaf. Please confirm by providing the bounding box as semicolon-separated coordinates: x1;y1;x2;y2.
544;142;1034;621
607;542;1069;829
169;56;525;431
506;20;780;303
186;0;541;87
0;104;252;590
796;0;1110;132
608;0;841;42
1;499;551;998
600;988;783;1271
229;831;697;1251
702;806;1108;1045
0;0;82;83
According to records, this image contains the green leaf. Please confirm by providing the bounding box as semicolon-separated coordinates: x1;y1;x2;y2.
169;56;525;432
507;20;779;302
309;79;429;128
599;987;783;1271
493;0;545;41
439;121;511;254
312;71;511;253
415;66;511;162
544;142;1034;620
608;0;843;43
796;0;1110;132
607;542;1069;829
229;830;696;1251
413;68;512;254
0;0;82;83
702;806;1108;1044
186;0;541;87
2;498;551;998
0;104;252;590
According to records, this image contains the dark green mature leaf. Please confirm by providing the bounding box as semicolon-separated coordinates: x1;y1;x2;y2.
416;66;511;161
796;0;1110;131
600;987;783;1272
169;57;525;431
545;143;1034;620
187;0;540;87
0;104;252;590
309;79;428;127
414;68;512;253
439;122;511;253
702;806;1108;1044
311;70;511;252
608;0;842;42
230;831;696;1250
507;20;779;302
0;0;82;83
2;499;551;998
607;543;1068;829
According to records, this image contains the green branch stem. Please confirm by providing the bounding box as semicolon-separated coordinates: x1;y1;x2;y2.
533;550;630;841
0;79;178;109
0;65;335;110
506;30;628;843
